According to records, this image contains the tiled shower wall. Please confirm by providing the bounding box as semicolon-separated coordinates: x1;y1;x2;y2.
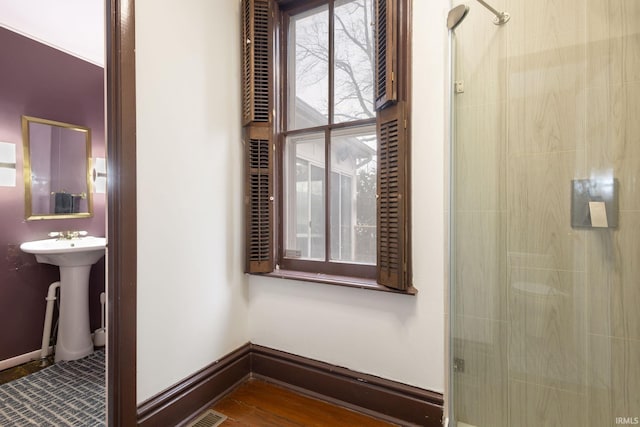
452;0;640;426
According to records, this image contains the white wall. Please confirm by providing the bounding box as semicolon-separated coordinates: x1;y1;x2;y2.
0;0;104;66
5;0;450;407
249;0;450;393
135;0;249;403
134;0;449;401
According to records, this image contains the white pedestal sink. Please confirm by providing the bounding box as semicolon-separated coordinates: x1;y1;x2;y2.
20;236;106;362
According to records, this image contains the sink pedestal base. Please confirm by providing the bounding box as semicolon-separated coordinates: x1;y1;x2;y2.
19;236;106;362
55;265;94;362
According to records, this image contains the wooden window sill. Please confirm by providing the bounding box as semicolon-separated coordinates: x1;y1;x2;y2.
251;269;417;295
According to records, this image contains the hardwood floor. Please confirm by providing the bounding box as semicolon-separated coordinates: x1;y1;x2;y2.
0;356;54;386
207;379;398;426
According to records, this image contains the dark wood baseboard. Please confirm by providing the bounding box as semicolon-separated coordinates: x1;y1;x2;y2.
250;344;443;427
136;343;251;427
136;343;444;427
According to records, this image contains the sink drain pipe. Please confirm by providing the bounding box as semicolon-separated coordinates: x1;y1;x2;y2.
41;281;60;360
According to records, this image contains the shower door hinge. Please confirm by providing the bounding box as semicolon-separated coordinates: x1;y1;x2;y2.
454;80;465;93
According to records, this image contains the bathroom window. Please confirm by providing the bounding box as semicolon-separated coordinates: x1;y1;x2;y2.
241;0;412;292
283;126;377;268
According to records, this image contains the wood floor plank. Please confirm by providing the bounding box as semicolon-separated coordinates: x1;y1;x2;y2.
210;379;397;427
214;397;301;427
0;357;53;385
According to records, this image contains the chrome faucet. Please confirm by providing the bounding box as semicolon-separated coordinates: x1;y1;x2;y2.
48;230;88;240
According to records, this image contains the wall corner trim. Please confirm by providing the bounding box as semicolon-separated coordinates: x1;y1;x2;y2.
136;343;443;427
136;343;251;427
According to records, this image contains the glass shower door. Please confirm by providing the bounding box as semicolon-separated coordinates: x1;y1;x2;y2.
449;1;640;426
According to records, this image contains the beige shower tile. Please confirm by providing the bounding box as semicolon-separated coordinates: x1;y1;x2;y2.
454;103;506;211
454;212;507;321
506;17;587;156
507;152;586;271
454;381;508;427
507;0;585;56
454;1;507;109
507;52;586;155
506;0;587;155
586;82;640;211
587;335;640;426
507;81;586;154
587;212;640;340
509;380;587;427
587;0;640;87
454;316;507;378
507;268;586;392
453;316;508;427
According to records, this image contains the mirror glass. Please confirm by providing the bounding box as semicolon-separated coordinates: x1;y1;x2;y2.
22;116;93;220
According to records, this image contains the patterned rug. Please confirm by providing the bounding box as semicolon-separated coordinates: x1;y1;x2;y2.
0;350;105;426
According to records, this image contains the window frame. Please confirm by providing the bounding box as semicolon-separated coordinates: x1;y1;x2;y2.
276;0;378;279
242;0;413;292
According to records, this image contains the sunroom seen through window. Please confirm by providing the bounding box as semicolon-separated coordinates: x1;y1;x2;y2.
284;0;376;266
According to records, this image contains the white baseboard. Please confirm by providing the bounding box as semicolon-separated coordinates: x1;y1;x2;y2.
0;347;53;371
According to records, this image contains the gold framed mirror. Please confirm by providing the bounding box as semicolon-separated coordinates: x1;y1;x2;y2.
22;116;93;220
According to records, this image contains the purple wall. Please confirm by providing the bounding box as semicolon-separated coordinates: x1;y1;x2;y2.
0;27;105;361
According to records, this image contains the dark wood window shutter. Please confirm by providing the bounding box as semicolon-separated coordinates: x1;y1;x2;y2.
244;126;274;273
243;0;274;273
377;101;408;290
374;0;398;110
242;0;271;126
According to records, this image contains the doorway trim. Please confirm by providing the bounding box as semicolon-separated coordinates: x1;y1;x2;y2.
106;0;137;424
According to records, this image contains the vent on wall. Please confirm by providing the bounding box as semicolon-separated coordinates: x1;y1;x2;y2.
186;409;227;427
